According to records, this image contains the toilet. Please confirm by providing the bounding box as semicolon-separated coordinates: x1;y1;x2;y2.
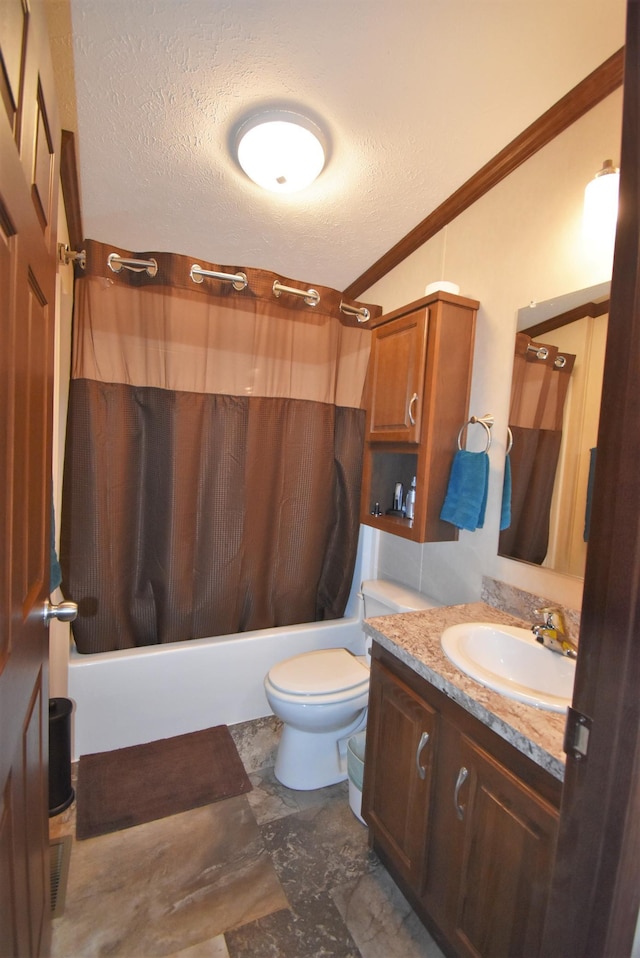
264;579;440;790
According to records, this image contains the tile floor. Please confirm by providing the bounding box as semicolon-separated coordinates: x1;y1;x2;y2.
50;717;445;958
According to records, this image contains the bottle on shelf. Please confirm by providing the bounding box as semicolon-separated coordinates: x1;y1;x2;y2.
405;476;417;520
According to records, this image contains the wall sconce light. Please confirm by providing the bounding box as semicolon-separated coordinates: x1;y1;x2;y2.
235;111;326;194
583;159;620;250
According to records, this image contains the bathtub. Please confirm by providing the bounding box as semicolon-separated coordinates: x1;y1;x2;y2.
67;608;366;760
67;529;377;760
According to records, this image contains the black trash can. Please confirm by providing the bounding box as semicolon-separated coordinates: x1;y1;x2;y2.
49;697;74;816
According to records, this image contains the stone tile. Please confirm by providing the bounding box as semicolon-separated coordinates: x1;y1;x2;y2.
225;896;361;958
47;717;438;957
331;865;445;958
247;764;353;826
229;716;282;773
260;794;377;905
51;796;288;957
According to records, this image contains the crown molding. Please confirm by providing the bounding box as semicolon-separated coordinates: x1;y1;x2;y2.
343;48;625;300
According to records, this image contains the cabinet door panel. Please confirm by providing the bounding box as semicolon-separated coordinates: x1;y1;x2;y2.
367;310;428;443
453;737;558;958
363;660;437;890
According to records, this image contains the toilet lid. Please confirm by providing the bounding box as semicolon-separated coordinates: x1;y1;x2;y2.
268;649;369;695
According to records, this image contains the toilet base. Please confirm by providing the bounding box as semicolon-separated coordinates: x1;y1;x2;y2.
274;711;367;791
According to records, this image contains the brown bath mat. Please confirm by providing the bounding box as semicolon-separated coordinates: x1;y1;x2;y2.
76;726;252;840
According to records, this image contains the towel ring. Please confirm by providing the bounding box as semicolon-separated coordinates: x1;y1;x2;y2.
457;415;493;453
506;427;513;455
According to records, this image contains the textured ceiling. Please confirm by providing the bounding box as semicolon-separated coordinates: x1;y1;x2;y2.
49;0;626;292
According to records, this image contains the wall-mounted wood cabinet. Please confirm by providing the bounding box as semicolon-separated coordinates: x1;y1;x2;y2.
361;291;478;542
362;647;561;958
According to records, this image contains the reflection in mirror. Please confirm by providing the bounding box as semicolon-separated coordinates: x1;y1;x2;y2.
499;283;610;578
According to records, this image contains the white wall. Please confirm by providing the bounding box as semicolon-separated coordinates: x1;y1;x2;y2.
364;90;622;612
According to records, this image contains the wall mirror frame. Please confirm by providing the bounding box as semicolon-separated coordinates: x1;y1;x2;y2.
499;281;610;579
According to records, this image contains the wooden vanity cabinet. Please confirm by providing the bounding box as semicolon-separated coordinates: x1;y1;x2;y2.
362;644;561;958
361;291;478;542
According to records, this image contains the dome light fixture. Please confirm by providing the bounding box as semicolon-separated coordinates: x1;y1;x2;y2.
235;111;326;194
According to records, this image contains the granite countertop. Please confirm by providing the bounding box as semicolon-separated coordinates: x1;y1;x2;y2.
364;601;568;781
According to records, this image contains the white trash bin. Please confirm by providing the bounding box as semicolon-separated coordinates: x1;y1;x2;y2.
347;731;367;825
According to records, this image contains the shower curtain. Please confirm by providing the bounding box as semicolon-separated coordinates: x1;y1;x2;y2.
499;332;575;564
61;240;379;654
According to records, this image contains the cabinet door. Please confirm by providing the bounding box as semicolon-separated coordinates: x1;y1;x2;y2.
362;660;437;891
428;729;559;958
366;309;428;443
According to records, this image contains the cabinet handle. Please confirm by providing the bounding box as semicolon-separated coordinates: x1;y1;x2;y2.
408;392;418;426
454;766;469;820
415;731;430;780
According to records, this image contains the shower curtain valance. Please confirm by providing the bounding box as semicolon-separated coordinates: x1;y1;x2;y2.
499;332;576;565
72;240;377;408
80;239;379;323
62;240;381;653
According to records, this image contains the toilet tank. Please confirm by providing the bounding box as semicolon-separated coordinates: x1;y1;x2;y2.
361;579;440;617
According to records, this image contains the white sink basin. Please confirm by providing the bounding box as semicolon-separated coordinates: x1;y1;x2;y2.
440;621;576;712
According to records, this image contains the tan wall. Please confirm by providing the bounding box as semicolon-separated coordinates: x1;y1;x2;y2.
363;89;623;611
49;181;75;697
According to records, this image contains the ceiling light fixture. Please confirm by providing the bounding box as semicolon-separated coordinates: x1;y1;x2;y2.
583;158;620;250
235;111;326;194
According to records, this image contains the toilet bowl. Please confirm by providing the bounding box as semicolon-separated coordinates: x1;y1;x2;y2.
265;579;440;790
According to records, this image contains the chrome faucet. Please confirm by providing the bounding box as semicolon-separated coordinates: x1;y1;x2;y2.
531;607;578;659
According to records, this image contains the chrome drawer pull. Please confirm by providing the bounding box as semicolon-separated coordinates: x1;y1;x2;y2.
408;392;418;426
454;766;469;820
415;731;430;780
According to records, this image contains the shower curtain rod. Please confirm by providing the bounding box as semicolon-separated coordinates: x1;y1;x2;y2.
102;250;371;320
58;243;86;269
108;253;158;277
339;301;370;323
273;280;320;307
190;264;248;290
526;340;568;368
526;343;549;360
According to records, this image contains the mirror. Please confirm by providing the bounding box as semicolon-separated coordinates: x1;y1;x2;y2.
499;281;610;578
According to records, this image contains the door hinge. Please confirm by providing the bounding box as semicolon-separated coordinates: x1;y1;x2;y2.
564;706;592;761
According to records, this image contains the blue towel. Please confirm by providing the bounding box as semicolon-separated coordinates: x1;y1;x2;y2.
500;455;512;531
440;449;489;532
50;499;62;593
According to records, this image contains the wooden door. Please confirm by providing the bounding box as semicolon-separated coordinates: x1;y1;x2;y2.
542;6;640;954
362;659;437;891
366;309;428;443
0;2;60;955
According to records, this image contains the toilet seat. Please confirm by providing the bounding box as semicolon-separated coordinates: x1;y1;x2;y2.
268;649;369;697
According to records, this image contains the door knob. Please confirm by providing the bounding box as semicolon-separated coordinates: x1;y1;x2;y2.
43;599;78;625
